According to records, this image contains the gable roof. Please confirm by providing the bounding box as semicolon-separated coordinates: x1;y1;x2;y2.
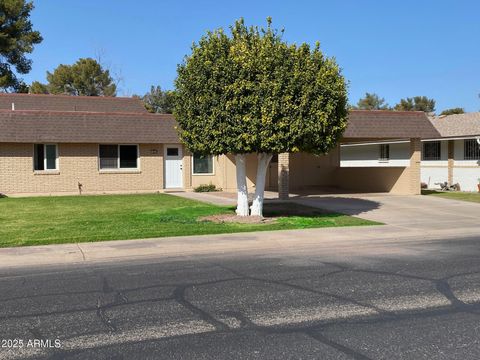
0;107;440;144
429;112;480;138
0;110;178;144
0;93;147;113
344;110;440;139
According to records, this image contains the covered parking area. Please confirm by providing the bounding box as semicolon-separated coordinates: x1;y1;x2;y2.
274;110;440;199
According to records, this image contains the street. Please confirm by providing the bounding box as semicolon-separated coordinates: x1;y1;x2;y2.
1;234;480;359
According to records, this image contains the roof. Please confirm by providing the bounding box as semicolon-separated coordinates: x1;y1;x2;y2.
0;93;147;113
0;110;178;144
343;110;441;139
0;107;441;145
429;112;480;138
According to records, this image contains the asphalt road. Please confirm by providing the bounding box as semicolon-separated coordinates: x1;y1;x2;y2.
1;235;480;359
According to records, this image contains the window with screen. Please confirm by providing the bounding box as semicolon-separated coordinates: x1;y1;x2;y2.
379;144;390;161
423;141;441;160
464;139;480;160
99;145;138;169
34;144;58;171
192;155;214;174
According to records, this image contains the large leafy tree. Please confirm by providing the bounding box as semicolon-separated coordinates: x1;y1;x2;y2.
30;58;116;96
354;92;390;110
0;0;42;92
394;96;435;113
137;85;175;113
175;18;348;216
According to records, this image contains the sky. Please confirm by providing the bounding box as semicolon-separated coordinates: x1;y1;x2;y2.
23;0;480;113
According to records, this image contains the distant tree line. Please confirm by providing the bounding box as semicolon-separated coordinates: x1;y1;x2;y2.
352;92;466;115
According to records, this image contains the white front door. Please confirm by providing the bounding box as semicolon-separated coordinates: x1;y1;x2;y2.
164;145;183;188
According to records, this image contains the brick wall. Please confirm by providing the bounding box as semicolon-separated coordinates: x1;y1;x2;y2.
409;138;421;195
0;143;163;195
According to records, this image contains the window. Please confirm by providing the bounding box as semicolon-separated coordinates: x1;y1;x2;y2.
379;144;390;161
34;144;58;171
166;148;179;157
192;154;214;174
423;141;441;160
464;139;480;160
99;145;138;170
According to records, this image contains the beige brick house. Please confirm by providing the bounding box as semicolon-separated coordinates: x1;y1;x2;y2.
0;94;439;197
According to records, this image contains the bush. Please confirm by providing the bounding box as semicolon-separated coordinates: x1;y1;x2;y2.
420;182;428;189
194;184;220;192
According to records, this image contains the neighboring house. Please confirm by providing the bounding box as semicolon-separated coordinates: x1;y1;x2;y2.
0;94;439;197
341;112;480;192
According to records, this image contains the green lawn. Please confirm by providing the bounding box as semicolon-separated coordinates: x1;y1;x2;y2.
422;190;480;203
0;193;379;248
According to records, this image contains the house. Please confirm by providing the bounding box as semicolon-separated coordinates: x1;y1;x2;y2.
341;112;480;192
0;94;440;197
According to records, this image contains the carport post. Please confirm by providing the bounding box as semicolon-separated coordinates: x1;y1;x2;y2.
278;153;290;200
409;138;421;195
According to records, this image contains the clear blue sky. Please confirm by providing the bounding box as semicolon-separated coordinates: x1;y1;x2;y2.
24;0;480;112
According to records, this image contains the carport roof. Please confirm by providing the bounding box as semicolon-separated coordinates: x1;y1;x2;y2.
343;110;441;139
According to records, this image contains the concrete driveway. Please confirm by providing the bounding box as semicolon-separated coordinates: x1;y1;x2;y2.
294;193;480;231
174;190;480;232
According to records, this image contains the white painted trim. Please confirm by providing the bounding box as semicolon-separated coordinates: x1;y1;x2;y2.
191;154;215;176
341;137;480;148
341;140;409;147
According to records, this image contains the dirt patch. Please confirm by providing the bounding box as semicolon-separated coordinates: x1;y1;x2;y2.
200;202;330;224
199;214;277;224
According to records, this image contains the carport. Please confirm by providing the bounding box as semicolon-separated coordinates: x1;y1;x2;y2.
275;110;440;199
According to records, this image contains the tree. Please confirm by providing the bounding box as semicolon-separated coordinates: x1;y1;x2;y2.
355;92;390;110
30;58;116;96
394;96;435;113
29;80;48;94
138;85;175;113
175;18;348;216
440;107;464;116
0;0;42;92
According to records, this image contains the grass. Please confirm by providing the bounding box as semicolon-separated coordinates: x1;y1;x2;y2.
422;189;480;203
0;193;379;248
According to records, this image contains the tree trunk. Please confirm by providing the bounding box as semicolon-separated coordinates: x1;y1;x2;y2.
250;153;273;217
235;154;249;216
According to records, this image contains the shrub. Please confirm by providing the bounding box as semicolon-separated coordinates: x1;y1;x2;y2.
194;184;220;192
421;182;428;189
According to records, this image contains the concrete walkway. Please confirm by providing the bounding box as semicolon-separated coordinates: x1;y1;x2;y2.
1;219;479;270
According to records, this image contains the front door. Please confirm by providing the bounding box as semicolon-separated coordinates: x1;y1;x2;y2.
164;145;183;188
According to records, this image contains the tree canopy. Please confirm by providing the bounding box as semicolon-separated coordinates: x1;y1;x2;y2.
0;0;42;92
354;92;390;110
440;107;464;116
137;85;175;113
394;96;435;113
30;58;117;96
174;18;349;157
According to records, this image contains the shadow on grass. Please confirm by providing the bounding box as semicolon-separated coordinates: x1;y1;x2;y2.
226;200;381;218
422;190;442;195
